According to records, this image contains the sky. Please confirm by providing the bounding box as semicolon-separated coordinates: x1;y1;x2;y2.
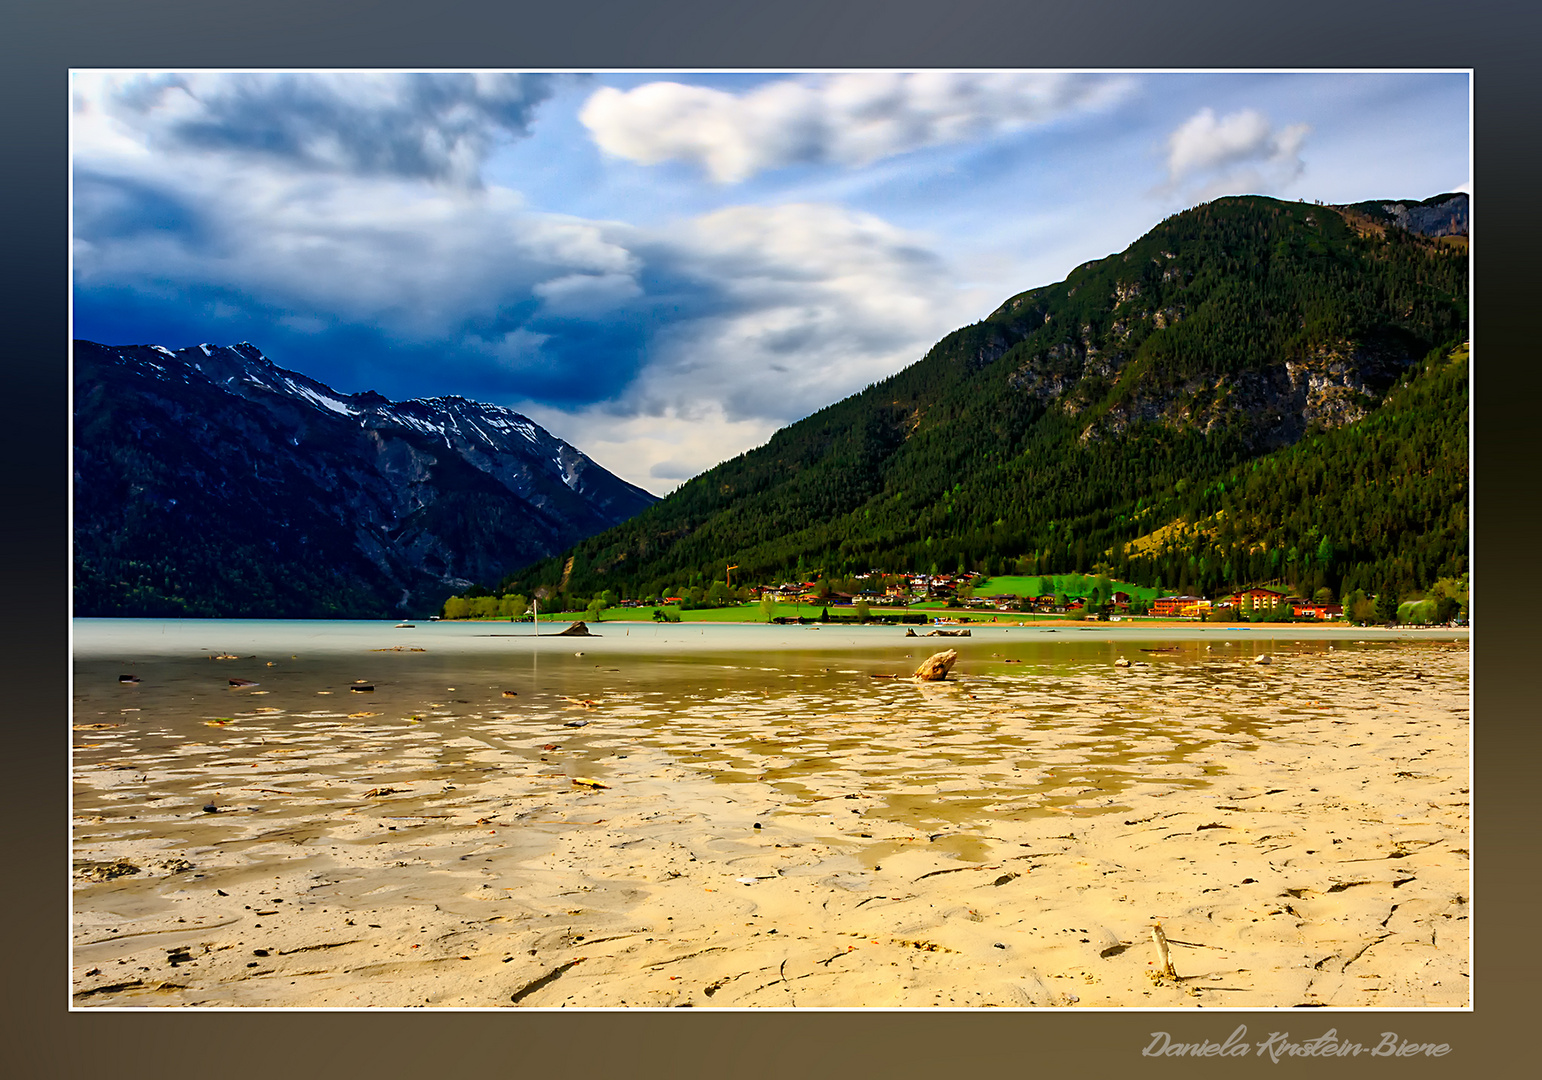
71;70;1470;494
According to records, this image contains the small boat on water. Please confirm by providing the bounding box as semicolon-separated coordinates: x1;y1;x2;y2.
395;622;416;628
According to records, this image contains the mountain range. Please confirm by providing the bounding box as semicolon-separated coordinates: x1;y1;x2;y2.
73;191;1468;618
72;341;656;617
499;192;1468;606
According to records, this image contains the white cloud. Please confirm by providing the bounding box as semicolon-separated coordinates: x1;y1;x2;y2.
74;73;986;484
580;72;1130;183
533;271;642;315
72;151;634;342
501;202;989;492
1163;107;1310;197
631;202;984;425
516;401;782;495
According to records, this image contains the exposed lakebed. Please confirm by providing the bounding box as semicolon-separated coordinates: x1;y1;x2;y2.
72;619;1470;1008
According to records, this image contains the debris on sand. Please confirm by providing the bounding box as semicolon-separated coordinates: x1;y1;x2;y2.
1150;921;1178;979
914;650;958;681
76;859;141;882
510;956;587;1004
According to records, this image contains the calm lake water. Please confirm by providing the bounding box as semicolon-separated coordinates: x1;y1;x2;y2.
72;615;1460;659
72;618;1467;835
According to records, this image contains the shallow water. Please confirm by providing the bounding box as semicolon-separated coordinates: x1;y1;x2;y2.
73;619;1466;875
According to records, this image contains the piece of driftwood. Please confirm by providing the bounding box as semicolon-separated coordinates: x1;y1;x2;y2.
914;650;958;681
509;956;587;1004
558;621;596;636
924;628;971;637
1151;921;1178;978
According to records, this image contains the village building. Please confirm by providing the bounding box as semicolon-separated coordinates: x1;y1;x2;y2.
1151;594;1206;618
1227;587;1287;614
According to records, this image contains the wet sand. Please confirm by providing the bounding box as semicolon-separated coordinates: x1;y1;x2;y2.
72;629;1469;1008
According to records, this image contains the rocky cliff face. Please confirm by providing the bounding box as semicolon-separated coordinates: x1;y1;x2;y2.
1381;195;1468;238
1070;337;1409;448
73;341;657;617
1339;192;1469;238
996;196;1466;449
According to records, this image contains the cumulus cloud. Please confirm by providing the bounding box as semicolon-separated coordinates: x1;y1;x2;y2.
533;271;643;315
518;402;782;494
79;71;558;185
501;202;987;491
73;166;632;341
1163;107;1310;197
626;203;972;427
580;72;1129;182
72;73;986;492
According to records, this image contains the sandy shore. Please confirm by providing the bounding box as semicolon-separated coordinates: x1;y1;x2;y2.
72;634;1468;1008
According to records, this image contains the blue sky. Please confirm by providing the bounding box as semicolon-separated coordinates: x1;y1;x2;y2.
71;70;1470;493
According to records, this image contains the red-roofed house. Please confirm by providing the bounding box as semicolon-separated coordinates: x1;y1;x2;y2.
1152;595;1206;618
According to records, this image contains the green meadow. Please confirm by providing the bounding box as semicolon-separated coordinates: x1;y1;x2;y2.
969;574;1159;601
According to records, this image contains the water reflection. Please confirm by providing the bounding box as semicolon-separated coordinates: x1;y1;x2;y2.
74;626;1466;893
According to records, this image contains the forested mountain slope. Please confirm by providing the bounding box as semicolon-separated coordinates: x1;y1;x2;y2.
500;193;1467;606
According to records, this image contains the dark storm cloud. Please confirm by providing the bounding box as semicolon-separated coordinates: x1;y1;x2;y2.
73;171;210;245
108;72;562;184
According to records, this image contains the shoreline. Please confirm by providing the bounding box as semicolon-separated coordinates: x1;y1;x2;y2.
71;616;1469;661
72;634;1469;1008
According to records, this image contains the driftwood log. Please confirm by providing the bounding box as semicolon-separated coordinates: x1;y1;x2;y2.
557;621;595;637
1150;921;1178;979
914;649;958;681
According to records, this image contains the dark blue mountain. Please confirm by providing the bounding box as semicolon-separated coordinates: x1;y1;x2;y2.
73;341;656;617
